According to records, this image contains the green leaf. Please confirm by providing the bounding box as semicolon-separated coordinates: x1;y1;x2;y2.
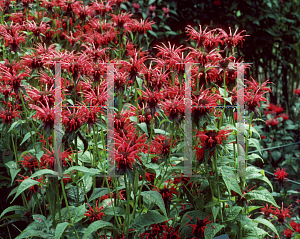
223;206;242;222
64;166;100;175
20;131;36;145
5;161;20;185
246;167;273;191
253;217;279;238
148;0;156;5
165;30;178;36
88;188;109;202
0;205;27;220
103;207;125;216
30;169;57;178
11;179;40;203
148;30;157;38
204;222;225;239
244;186;279;208
141;191;167;217
82;221;115;239
73;204;86;223
154;129;170;135
129;210;167;231
136;76;143;89
221;166;243;196
55;222;69;239
137;123;148;136
248;138;262;154
8;120;25;132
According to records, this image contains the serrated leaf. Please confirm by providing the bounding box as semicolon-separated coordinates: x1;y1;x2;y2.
248;138;262;154
11;179;40;203
73;204;86;223
221;166;243;196
103;207;125;216
129;210;166;231
5;161;20;185
154;129;170;135
246;167;273;191
204;222;225;239
244;186;279;208
223;206;242;222
55;222;69;239
141;191;167;217
253;217;279;238
82;221;115;239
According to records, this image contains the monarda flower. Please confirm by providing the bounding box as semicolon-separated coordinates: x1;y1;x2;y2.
274;168;288;187
129;18;155;34
19;153;39;172
0;106;21;124
283;228;294;239
195;127;231;149
185;214;215;238
29;100;55;134
219;27;249;49
260;203;275;220
266;118;279;127
294;88;300;96
272;202;292;225
84;200;106;222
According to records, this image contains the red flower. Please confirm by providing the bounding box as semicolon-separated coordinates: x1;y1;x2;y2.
195;127;231;149
0;106;21;124
290;220;300;233
110;12;133;29
185;214;214;238
161;96;185;123
130;18;155;34
274;168;288;182
266;118;279;126
3;29;26;52
26;20;49;37
62;107;86;132
151;135;178;158
219;27;249;49
272;202;292;225
186;25;210;47
40;147;73;170
283;228;294;239
276;113;289;122
29;100;55;133
84;200;106;222
260;203;275;219
293;88;300;96
156;183;178;202
19;153;39;171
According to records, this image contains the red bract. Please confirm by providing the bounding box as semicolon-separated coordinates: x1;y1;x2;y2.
2;29;26;52
84;200;106;222
26;85;55;107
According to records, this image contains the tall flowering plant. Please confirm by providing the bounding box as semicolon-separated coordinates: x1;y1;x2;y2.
0;1;297;239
